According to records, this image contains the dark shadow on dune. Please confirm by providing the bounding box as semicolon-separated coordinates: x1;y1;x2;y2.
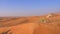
0;29;12;34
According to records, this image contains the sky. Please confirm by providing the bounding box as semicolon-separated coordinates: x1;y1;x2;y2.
0;0;60;16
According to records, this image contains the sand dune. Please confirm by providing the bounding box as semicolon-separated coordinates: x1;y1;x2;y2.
0;14;60;34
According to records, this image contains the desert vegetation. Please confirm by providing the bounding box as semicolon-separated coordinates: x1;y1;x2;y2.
40;18;46;23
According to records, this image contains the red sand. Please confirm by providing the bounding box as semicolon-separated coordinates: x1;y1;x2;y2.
0;14;60;34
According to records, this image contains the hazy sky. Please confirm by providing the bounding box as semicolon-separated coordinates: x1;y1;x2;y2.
0;0;60;16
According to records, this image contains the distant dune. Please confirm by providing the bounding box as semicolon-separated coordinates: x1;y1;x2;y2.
0;14;60;34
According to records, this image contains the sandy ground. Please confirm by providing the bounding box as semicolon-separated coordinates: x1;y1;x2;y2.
0;14;60;34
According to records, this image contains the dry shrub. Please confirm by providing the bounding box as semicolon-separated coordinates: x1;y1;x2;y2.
40;18;46;23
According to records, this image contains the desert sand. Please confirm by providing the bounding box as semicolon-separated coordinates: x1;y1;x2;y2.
0;14;60;34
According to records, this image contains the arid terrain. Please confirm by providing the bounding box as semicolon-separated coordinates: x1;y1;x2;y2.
0;14;60;34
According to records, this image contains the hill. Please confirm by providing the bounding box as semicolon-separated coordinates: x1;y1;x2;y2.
0;14;60;34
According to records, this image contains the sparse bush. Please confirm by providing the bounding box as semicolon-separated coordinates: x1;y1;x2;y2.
40;18;46;23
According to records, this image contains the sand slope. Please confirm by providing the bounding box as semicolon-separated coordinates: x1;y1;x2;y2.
0;14;60;34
